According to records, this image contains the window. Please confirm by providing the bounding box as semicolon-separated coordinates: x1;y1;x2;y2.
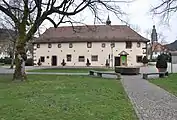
87;42;92;48
110;42;115;48
67;54;72;62
48;43;52;48
78;56;85;62
136;56;142;63
58;43;61;48
91;55;98;61
69;43;73;48
102;43;106;48
40;56;45;62
126;42;132;49
137;42;141;48
37;44;40;48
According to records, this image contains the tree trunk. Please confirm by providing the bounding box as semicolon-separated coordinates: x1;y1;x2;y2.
10;42;16;69
13;42;27;81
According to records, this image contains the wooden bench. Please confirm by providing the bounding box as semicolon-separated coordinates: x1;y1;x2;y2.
89;70;121;79
142;72;169;80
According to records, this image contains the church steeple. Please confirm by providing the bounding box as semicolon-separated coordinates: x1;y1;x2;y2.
151;25;158;43
106;15;111;25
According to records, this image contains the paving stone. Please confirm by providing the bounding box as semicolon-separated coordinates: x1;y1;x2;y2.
121;75;177;120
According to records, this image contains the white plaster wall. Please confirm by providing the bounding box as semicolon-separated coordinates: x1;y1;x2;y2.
33;41;146;67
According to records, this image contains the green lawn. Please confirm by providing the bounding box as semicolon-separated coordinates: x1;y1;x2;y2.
0;75;137;120
27;68;113;73
150;73;177;96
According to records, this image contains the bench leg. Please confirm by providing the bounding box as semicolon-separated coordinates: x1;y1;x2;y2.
143;74;148;79
89;72;94;76
97;73;102;77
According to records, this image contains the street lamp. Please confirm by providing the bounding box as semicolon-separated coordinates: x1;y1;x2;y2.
110;42;115;69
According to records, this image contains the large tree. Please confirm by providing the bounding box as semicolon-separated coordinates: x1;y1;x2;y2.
0;0;130;81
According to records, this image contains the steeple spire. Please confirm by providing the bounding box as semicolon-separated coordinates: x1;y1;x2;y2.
151;25;158;43
106;15;111;25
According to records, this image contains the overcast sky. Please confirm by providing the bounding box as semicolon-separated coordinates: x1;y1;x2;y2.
40;0;177;44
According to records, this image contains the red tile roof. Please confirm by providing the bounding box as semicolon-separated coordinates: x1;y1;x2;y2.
34;25;150;43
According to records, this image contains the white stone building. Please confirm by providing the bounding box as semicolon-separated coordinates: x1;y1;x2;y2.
33;22;149;67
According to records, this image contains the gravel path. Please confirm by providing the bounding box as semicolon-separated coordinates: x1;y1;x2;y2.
121;75;177;120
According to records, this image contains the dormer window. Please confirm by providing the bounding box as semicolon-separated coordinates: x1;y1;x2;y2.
87;42;92;48
58;43;61;48
137;42;141;48
48;43;52;48
69;43;73;48
37;44;40;48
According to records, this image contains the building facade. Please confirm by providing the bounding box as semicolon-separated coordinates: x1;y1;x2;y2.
33;24;149;67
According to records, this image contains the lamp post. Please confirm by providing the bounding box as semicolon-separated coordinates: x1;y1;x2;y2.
110;42;114;69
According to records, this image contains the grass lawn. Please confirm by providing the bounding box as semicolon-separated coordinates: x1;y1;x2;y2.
0;75;137;120
27;68;113;73
150;73;177;96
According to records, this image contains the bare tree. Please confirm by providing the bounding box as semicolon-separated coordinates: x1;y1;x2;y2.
151;0;177;23
0;0;131;81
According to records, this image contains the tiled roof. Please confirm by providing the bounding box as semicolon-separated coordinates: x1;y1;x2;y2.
34;25;150;43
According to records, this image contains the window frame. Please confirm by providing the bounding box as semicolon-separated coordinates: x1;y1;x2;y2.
87;42;92;48
137;42;141;48
136;56;142;63
40;56;45;62
37;44;40;48
78;56;85;62
66;54;72;62
58;43;61;48
48;43;52;48
69;43;73;48
126;41;132;49
102;43;106;48
91;55;98;61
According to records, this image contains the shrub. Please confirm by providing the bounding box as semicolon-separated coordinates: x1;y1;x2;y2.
61;59;66;66
105;59;109;67
0;58;4;63
37;59;42;66
86;59;91;66
4;57;12;64
156;54;167;69
25;58;34;66
142;56;148;64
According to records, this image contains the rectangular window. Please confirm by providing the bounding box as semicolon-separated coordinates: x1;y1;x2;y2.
91;55;98;61
37;44;40;48
67;54;72;62
137;42;141;48
40;56;45;62
87;42;92;48
69;43;73;48
48;43;52;48
126;42;132;49
78;56;85;62
110;42;115;48
136;56;142;63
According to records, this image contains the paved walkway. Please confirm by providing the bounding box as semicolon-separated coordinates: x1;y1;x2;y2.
121;75;177;120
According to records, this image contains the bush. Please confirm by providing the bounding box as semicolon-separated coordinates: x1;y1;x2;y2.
156;54;167;69
142;56;148;64
0;58;4;63
86;59;91;66
25;58;34;66
105;59;109;67
4;57;12;64
61;59;66;66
